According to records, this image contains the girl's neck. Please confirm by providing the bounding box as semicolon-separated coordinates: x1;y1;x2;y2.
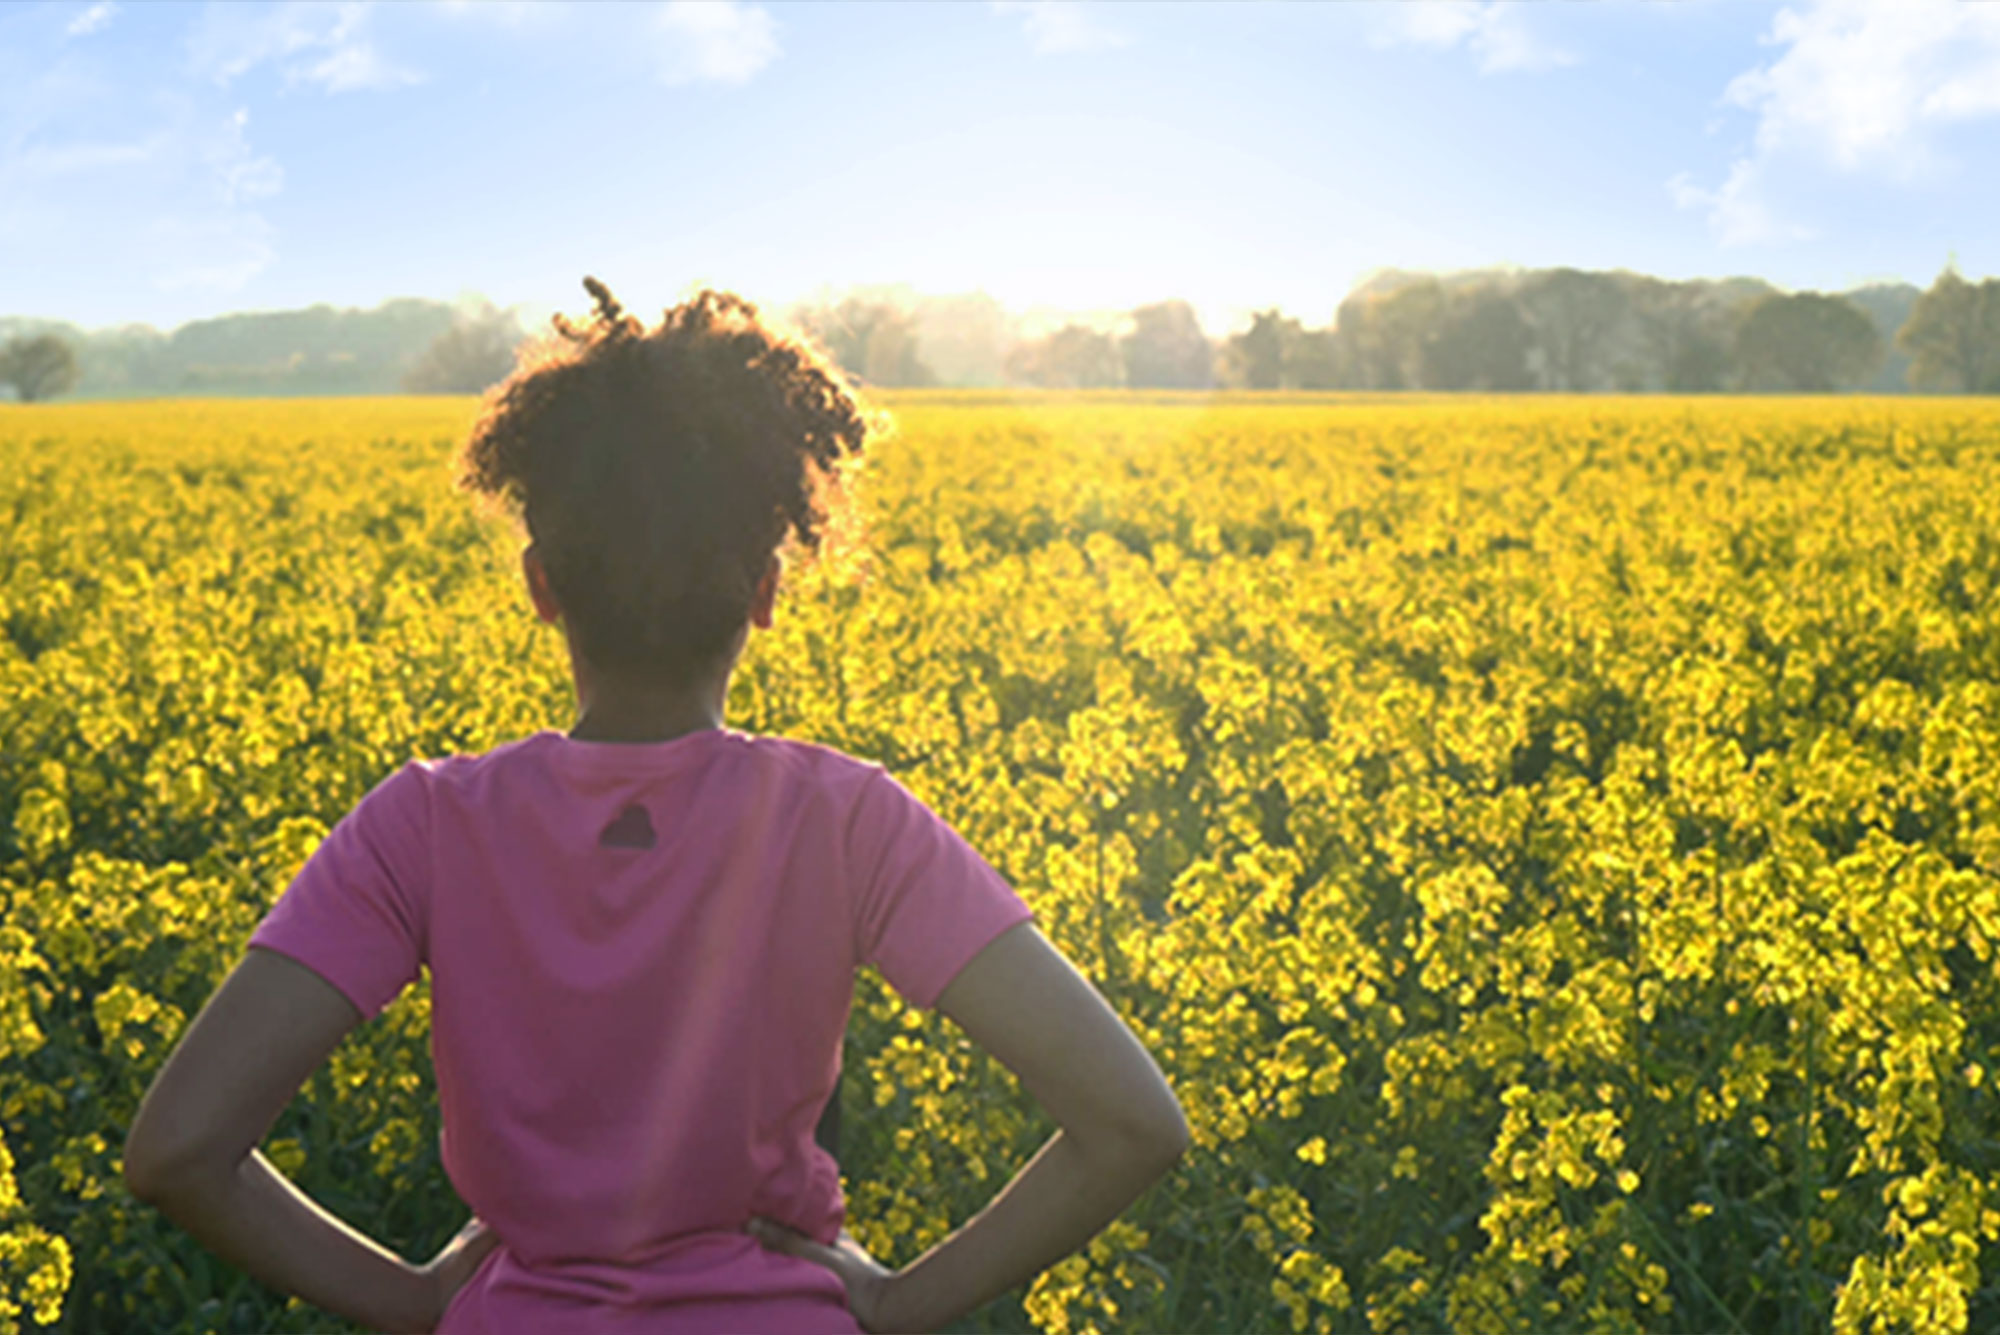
566;703;722;745
566;674;730;745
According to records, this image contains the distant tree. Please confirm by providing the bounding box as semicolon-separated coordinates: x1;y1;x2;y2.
1734;292;1882;392
1004;324;1122;388
1843;282;1921;392
1210;313;1347;389
792;298;935;388
1665;330;1730;393
1120;301;1212;389
859;312;934;388
1630;279;1731;393
910;292;1009;386
1286;327;1344;389
1517;268;1630;391
1336;280;1445;390
402;305;525;394
65;323;166;397
1216;309;1299;390
1898;267;2000;393
793;298;864;373
0;334;81;402
1332;297;1388;389
1422;291;1534;391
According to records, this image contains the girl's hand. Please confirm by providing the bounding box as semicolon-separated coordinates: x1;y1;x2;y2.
748;1217;903;1333
416;1216;500;1331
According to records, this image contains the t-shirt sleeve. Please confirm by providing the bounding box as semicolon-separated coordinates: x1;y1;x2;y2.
848;767;1035;1010
247;761;431;1021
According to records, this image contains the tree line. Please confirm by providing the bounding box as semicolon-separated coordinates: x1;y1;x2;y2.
0;298;523;402
5;266;1997;403
967;265;2000;395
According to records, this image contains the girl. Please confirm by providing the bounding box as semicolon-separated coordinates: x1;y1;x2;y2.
123;281;1189;1333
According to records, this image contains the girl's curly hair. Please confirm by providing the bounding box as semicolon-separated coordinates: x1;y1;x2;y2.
458;278;871;684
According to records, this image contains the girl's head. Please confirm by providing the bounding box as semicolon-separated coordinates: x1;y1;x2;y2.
459;278;870;687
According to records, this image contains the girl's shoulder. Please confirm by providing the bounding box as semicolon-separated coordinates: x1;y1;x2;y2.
734;731;886;779
420;728;889;796
721;734;901;815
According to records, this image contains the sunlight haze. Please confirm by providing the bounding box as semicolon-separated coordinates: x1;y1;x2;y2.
3;0;1997;334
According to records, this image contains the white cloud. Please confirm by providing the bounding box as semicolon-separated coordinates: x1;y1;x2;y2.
300;37;414;93
9;138;155;177
0;72;285;300
991;1;1132;56
1673;0;2000;246
138;105;283;293
0;11;298;315
209;107;284;207
185;1;421;93
1724;0;2000;174
657;0;779;86
150;209;277;294
141;107;282;293
66;2;118;39
436;0;554;27
1667;162;1813;248
1370;1;1574;75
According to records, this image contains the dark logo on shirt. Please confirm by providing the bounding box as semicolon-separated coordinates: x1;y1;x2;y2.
599;805;656;850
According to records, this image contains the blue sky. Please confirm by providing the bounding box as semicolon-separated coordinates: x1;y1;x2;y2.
3;0;1998;334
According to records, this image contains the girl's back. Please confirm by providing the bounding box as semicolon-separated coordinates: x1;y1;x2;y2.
123;281;1185;1335
251;727;1030;1331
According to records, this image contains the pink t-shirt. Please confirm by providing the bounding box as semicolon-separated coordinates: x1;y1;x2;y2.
247;727;1034;1333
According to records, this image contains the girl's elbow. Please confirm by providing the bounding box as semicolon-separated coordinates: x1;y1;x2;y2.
1116;1090;1191;1173
1149;1098;1192;1169
1073;1095;1187;1175
122;1120;220;1206
122;1134;178;1205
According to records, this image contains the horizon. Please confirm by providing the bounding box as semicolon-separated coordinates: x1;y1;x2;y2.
4;262;1955;343
4;0;1998;334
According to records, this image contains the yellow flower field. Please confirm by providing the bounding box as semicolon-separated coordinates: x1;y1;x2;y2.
5;392;2000;1333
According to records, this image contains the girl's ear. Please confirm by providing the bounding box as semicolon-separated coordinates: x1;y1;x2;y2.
749;555;781;631
523;544;562;625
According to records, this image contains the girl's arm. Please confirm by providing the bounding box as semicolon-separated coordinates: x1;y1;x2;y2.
759;921;1189;1333
123;947;489;1334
